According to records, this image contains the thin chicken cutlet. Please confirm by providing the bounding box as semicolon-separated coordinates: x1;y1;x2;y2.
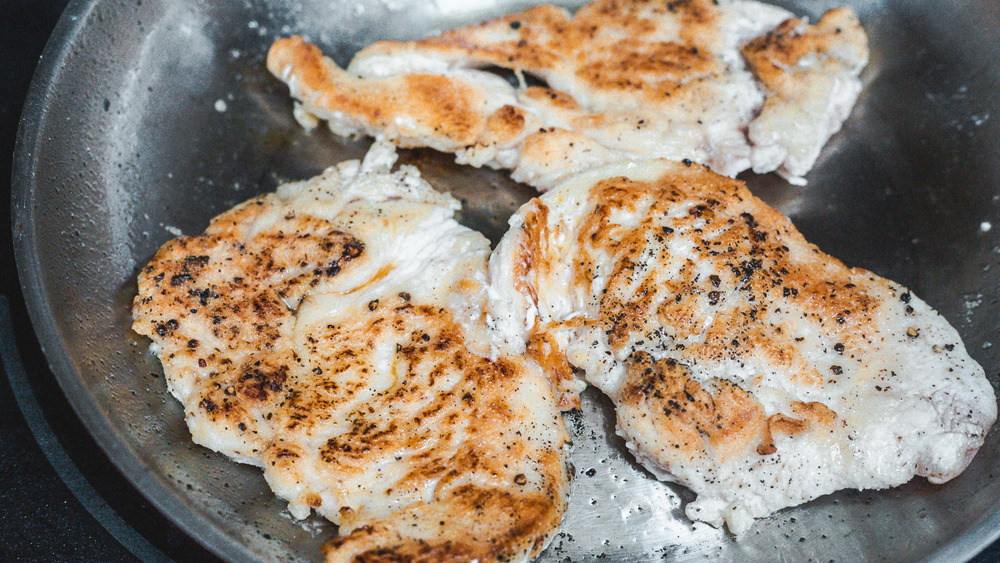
267;0;867;188
487;159;997;534
132;142;571;562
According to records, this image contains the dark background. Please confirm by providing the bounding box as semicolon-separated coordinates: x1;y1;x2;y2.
0;1;997;561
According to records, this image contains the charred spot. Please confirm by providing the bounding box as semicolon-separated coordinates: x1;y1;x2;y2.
170;273;193;286
830;365;843;375
709;274;721;287
740;212;759;229
368;299;379;311
688;204;708;217
509;20;521;30
320;419;403;462
342;238;365;261
399;292;411;302
707;291;721;305
734;259;761;282
514;474;527;486
834;343;845;354
251;295;279;318
900;292;911;303
184;255;210;267
682;158;693;167
238;365;288;401
661;226;675;235
155;318;180;337
324;261;341;277
188;287;219;306
199;398;218;413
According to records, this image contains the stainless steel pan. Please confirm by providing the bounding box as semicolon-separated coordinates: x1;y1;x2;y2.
13;0;1000;560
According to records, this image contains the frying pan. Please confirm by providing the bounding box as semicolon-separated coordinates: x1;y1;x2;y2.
12;0;1000;560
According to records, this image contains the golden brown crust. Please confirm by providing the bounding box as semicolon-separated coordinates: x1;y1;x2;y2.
323;485;563;563
742;8;866;95
521;86;581;110
756;402;839;455
269;1;868;187
133;184;569;562
511;161;891;462
493;157;992;531
132;196;366;451
620;352;767;460
512;202;548;310
398;0;725;105
267;36;488;146
527;331;580;410
573;164;879;382
267;35;609;178
481;104;529;147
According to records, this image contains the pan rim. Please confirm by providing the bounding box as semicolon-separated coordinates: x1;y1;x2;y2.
10;0;264;561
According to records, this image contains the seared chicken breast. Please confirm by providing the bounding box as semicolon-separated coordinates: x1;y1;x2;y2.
487;159;996;534
132;142;571;562
267;0;867;188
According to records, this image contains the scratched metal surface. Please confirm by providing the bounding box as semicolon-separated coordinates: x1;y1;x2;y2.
12;0;1000;561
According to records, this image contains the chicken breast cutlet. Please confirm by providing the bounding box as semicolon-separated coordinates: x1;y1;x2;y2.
267;0;867;188
487;159;996;534
132;142;571;562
